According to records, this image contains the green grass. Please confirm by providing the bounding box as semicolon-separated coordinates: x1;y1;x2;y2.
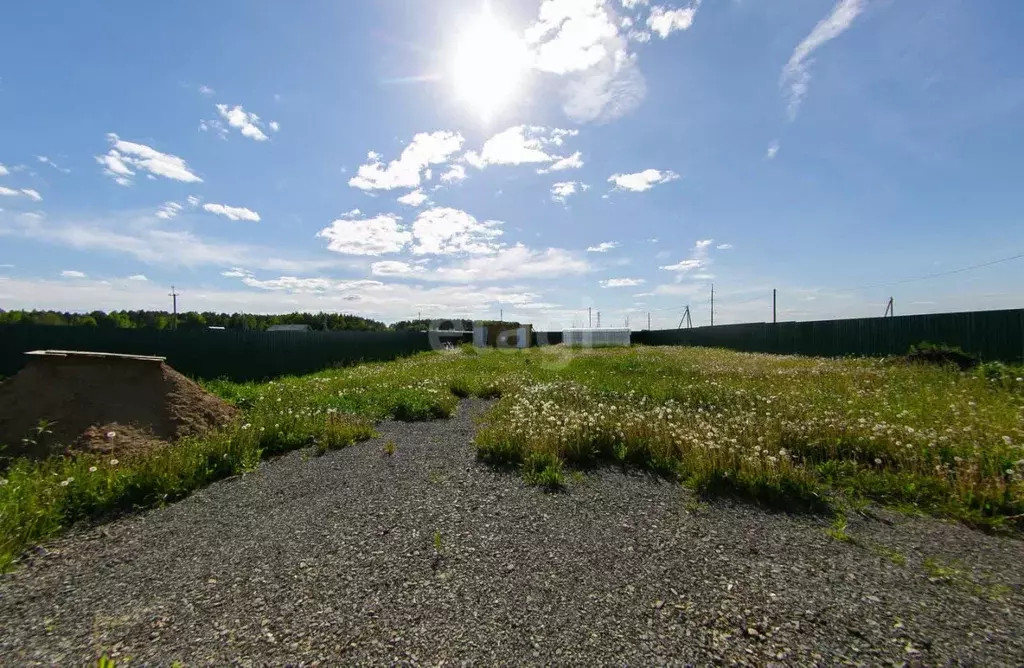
0;401;374;571
2;344;1023;570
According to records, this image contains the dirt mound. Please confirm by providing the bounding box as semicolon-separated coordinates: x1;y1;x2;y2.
0;353;238;460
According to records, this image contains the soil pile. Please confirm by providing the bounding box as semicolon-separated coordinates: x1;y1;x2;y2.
0;353;238;460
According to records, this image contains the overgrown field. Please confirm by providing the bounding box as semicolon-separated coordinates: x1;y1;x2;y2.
2;345;1023;570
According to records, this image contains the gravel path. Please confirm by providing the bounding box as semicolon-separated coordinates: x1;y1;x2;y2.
2;399;1024;665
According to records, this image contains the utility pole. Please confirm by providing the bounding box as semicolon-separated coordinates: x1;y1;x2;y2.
596;311;601;328
625;315;629;328
884;297;894;317
169;286;179;330
773;288;777;324
500;309;503;323
677;305;692;329
588;307;592;328
710;283;714;327
647;312;651;330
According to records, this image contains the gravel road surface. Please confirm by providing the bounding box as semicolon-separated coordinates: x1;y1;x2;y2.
2;399;1023;665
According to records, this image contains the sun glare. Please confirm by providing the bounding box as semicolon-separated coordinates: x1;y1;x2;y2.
451;11;528;121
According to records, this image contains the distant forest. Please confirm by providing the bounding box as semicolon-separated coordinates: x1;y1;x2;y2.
0;310;524;332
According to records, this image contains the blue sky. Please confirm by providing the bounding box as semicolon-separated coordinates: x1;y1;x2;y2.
1;0;1023;328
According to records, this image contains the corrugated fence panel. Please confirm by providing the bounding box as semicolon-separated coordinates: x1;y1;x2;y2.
0;326;432;381
631;308;1024;364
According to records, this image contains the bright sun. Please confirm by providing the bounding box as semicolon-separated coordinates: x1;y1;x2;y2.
451;10;528;121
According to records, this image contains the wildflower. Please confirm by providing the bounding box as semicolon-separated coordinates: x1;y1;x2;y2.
60;479;70;487
1004;436;1013;445
0;479;8;486
110;459;119;466
106;431;117;439
89;466;98;473
874;458;882;465
242;423;252;430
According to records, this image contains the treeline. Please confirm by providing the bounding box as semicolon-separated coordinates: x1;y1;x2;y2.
0;310;389;331
0;310;528;332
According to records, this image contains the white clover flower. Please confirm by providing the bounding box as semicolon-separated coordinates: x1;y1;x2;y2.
874;458;882;465
60;479;70;487
1003;436;1013;445
242;423;251;430
89;466;98;473
0;479;8;486
110;459;119;466
106;431;117;439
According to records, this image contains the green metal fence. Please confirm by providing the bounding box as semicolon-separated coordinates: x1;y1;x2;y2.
631;308;1024;363
0;326;432;381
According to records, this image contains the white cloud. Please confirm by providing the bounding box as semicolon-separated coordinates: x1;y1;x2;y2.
716;243;733;250
628;30;651;43
240;275;383;293
766;141;780;160
221;268;251;278
202;203;260;222
371;260;424;277
0;272;569;323
647;4;699;39
397;189;430;207
0;187;43;202
524;1;647;123
587;241;619;252
317;213;412;256
186;195;201;207
562;45;646;123
537;151;584;174
36;156;70;173
411;207;503;256
652;282;706;296
608;168;679;192
429;244;589;283
0;164;8;176
269;121;280;132
97;133;202;185
198;119;228;139
340;208;361;218
61;270;86;278
620;0;648;8
781;0;865;120
198;85;215;96
526;0;619;75
0;210;337;273
600;277;645;287
128;274;149;281
551;181;588;203
215;104;269;141
440;164;467;183
464;126;577;169
349;131;464;191
156;201;183;220
661;238;713;272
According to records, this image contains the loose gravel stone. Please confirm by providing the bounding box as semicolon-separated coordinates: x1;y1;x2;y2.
2;399;1023;665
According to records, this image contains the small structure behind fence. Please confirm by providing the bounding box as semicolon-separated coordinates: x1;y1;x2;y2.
562;328;632;347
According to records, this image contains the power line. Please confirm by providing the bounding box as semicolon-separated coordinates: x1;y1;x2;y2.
833;252;1024;293
639;251;1024;317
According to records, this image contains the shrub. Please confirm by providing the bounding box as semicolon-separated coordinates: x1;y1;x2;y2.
906;341;979;370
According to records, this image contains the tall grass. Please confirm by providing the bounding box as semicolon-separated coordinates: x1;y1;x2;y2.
0;408;373;571
3;345;1023;570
